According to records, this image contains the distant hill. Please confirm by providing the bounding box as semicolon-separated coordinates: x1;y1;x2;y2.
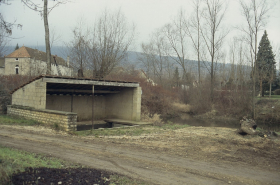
4;45;278;77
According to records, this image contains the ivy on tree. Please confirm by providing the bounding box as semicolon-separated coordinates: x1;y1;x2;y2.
173;67;180;87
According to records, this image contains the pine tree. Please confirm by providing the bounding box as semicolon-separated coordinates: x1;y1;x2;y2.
14;43;19;50
256;30;276;97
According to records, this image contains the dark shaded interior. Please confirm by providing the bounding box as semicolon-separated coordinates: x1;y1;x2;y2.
46;83;125;96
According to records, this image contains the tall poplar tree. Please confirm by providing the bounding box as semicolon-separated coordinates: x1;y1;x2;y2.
256;30;276;97
14;43;19;50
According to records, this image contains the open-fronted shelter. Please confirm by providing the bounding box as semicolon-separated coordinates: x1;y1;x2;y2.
8;75;141;131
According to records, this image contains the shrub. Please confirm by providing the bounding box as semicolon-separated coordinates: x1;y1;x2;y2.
182;82;252;117
214;86;252;117
274;89;280;95
186;83;212;115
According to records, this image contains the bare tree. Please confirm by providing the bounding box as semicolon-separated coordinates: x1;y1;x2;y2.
161;10;190;85
236;39;251;90
21;0;68;75
50;27;62;49
0;27;9;57
183;0;204;85
138;31;171;86
0;0;22;55
66;20;91;77
0;0;22;35
200;0;228;101
88;9;135;79
138;42;153;78
239;0;271;118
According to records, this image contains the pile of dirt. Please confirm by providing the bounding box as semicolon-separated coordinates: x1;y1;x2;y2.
12;167;114;185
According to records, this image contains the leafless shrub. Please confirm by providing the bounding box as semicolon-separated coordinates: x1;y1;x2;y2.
141;114;163;126
172;102;191;113
181;83;252;117
186;85;212;115
214;87;252;117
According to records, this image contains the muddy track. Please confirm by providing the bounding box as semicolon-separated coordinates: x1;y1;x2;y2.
0;127;280;185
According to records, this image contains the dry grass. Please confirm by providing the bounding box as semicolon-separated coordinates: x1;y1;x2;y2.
172;102;191;113
141;114;163;126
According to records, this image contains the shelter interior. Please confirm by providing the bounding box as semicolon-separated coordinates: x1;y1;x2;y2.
46;82;139;122
10;76;141;130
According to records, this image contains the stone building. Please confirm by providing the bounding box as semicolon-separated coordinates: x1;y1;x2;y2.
7;75;142;131
1;46;72;76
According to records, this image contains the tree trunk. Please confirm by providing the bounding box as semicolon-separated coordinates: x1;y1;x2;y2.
211;61;214;102
252;70;256;119
44;0;51;75
269;82;271;98
260;79;263;97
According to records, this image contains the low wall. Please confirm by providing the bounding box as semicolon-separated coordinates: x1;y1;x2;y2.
7;105;77;131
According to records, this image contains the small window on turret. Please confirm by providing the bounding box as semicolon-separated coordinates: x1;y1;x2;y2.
15;58;19;61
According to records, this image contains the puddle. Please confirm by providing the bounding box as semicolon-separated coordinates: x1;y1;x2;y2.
77;122;133;131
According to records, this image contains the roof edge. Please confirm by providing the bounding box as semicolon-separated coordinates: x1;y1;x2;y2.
10;75;139;94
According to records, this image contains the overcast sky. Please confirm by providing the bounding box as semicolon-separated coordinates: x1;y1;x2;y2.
1;0;280;57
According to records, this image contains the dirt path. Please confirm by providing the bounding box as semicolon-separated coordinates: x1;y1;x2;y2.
0;125;280;185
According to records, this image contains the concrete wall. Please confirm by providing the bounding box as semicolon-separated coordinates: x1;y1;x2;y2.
7;105;77;131
46;94;106;121
12;79;47;109
105;87;141;121
132;87;141;121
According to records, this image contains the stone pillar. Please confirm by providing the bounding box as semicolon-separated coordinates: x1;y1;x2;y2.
132;87;141;121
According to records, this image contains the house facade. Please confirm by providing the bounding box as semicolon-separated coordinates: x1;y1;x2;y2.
1;46;73;76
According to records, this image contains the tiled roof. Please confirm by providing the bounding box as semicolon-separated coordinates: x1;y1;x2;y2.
5;46;67;66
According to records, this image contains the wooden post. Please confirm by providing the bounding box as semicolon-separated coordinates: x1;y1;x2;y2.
92;86;94;130
71;94;73;112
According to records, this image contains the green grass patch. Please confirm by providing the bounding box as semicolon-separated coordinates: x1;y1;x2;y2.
0;145;151;185
257;95;280;99
0;145;76;184
256;127;263;132
0;115;41;126
110;175;150;185
74;123;191;137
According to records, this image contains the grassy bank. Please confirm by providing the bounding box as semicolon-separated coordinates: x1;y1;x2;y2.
73;123;191;137
0;115;41;126
0;145;76;184
0;145;149;185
